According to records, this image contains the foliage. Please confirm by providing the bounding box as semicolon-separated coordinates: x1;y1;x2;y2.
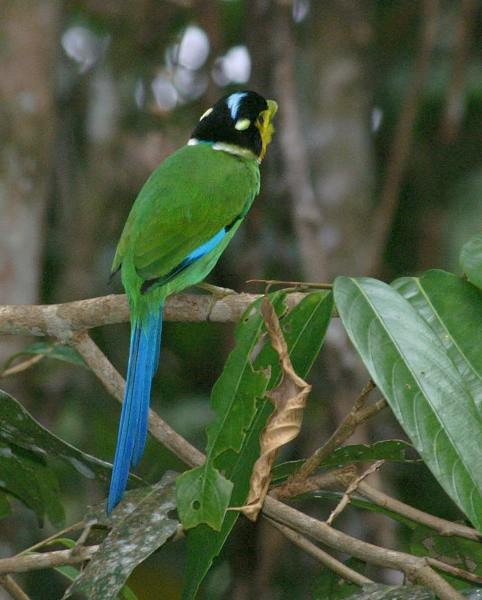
1;0;482;596
0;236;480;599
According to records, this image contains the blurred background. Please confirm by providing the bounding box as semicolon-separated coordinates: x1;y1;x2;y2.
0;1;481;598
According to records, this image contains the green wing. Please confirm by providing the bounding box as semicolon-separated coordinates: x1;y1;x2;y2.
113;144;259;282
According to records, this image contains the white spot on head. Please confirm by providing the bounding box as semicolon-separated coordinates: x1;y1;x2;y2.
227;91;248;119
234;118;251;131
199;107;213;121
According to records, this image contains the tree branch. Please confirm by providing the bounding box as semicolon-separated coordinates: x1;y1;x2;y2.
275;380;382;496
0;575;31;600
70;331;205;468
358;481;481;542
326;460;385;526
264;517;373;587
426;556;482;586
0;291;310;338
0;546;98;575
263;497;464;600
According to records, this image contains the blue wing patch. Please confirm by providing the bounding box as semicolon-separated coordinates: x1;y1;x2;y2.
141;226;228;293
227;92;248;120
186;227;227;262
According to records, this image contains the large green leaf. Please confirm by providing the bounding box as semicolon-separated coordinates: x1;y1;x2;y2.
176;294;281;531
182;291;334;599
0;389;114;483
393;270;482;410
64;472;178;600
0;444;42;515
460;234;482;291
334;277;482;531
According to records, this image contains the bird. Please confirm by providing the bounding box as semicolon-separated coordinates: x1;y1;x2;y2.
107;90;277;512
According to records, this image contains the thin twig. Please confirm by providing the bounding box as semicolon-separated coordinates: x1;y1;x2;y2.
326;461;385;526
0;546;98;575
0;575;31;600
0;354;44;378
368;0;439;275
248;279;333;290
427;556;482;586
271;465;357;500
263;496;464;600
358;482;481;542
18;521;85;556
70;331;204;469
265;517;373;587
72;520;96;555
0;292;311;338
276;380;380;496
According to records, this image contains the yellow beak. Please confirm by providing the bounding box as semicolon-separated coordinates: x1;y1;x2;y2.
258;99;278;161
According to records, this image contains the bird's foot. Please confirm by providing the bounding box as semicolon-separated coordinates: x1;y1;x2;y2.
197;283;237;321
197;282;237;299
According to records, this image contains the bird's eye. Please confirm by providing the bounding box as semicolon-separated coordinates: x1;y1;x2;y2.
258;115;265;125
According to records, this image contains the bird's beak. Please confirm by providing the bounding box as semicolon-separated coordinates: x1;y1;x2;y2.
258;99;278;162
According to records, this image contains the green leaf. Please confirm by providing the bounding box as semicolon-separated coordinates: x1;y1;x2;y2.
0;389;116;483
345;584;436;599
2;341;87;372
460;234;482;290
56;565;82;583
410;525;482;585
272;440;417;483
0;442;64;527
176;293;283;531
393;270;482;409
182;291;334;599
176;464;233;530
334;277;482;531
64;472;178;600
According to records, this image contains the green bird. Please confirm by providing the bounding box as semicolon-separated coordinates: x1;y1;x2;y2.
108;91;277;511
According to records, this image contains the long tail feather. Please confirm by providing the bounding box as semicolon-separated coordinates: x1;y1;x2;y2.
107;306;163;513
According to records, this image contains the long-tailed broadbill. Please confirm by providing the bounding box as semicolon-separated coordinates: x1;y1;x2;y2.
108;90;277;512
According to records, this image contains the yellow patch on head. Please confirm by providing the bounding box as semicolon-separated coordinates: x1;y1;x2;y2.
235;118;251;131
256;99;278;161
199;107;213;121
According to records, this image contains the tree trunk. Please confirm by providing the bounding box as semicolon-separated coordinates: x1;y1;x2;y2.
0;0;59;359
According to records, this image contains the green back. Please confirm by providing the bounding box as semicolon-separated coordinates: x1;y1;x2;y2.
114;143;260;303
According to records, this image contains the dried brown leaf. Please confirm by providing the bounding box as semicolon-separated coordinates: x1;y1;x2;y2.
240;296;312;521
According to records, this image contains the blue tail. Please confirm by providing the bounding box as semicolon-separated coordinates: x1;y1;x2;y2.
107;305;163;513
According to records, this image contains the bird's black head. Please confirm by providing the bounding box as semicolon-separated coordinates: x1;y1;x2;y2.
190;90;277;161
